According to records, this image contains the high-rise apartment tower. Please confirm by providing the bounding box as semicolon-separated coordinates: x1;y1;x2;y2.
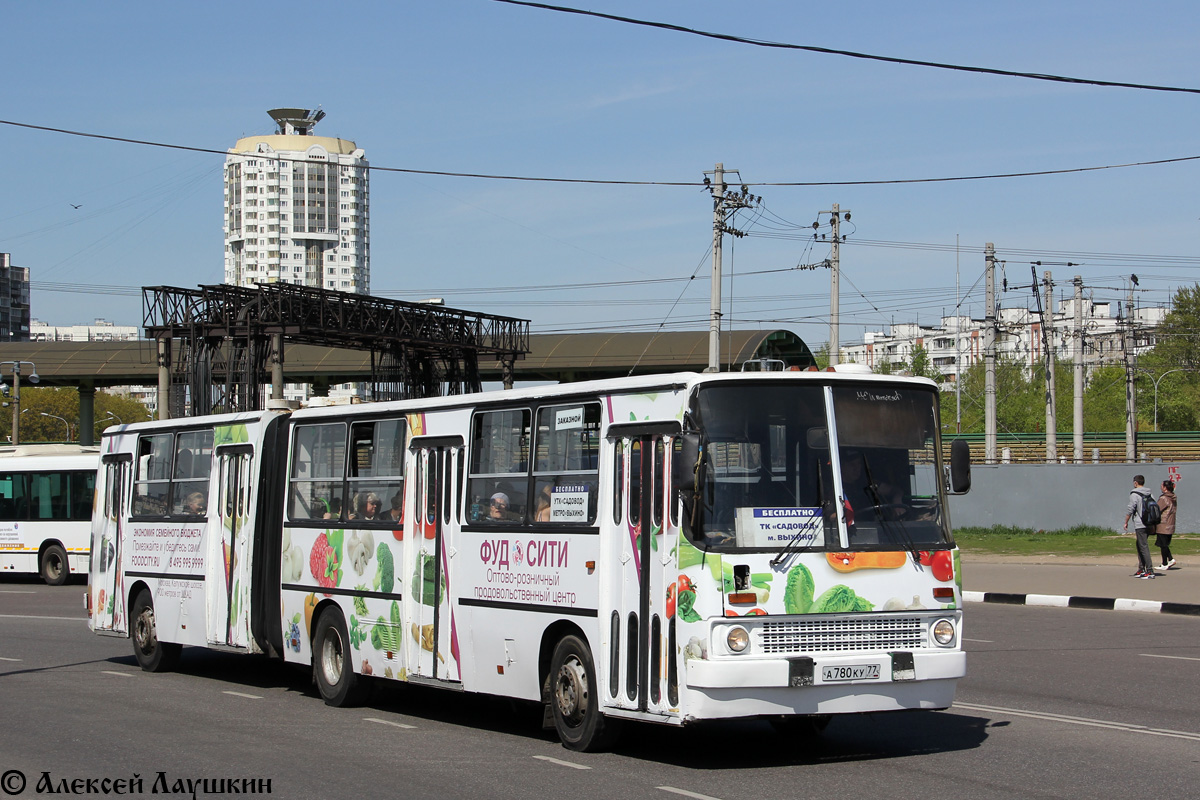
224;108;370;293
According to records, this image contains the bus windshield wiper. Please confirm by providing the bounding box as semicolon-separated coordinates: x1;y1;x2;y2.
771;458;823;567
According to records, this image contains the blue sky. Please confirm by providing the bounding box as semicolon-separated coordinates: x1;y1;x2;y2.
3;1;1198;354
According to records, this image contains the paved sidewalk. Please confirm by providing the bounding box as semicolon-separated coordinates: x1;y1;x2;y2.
961;555;1200;614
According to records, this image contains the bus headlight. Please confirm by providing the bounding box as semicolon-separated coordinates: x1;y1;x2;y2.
932;618;956;646
725;625;750;654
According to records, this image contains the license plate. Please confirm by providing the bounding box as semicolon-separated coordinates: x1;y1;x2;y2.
821;663;881;682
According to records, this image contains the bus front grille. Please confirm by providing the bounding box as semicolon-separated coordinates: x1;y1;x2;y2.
758;616;925;654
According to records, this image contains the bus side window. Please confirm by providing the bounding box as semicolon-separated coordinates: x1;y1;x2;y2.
171;430;214;516
467;409;530;524
289;422;347;522
612;441;623;525
669;437;682;528
629;440;642;527
532;403;600;525
346;417;405;526
133;434;173;517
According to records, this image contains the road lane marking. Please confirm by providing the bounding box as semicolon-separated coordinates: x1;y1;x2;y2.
364;717;417;730
658;788;723;800
1141;653;1200;662
0;657;22;662
963;638;994;643
223;691;262;699
532;755;591;770
954;702;1200;741
0;614;86;621
102;671;135;678
0;590;36;594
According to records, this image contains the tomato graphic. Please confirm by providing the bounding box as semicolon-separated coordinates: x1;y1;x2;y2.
666;582;677;618
931;550;954;582
918;551;933;566
677;574;695;594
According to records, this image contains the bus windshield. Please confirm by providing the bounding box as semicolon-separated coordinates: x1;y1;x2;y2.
685;382;952;553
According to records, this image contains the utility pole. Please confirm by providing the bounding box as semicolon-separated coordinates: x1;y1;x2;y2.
1;361;39;447
705;163;754;372
984;244;997;464
1043;270;1056;462
955;235;961;432
819;204;850;366
1125;275;1138;461
1073;276;1084;463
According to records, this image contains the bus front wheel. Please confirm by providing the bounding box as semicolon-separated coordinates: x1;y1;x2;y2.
313;609;369;707
131;590;181;672
40;544;68;586
549;635;620;752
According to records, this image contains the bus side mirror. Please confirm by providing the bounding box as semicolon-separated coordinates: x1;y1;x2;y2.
673;433;702;495
949;439;971;494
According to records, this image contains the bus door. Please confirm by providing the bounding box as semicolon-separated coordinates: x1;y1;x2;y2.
608;426;676;715
207;445;253;648
94;455;132;633
406;437;463;683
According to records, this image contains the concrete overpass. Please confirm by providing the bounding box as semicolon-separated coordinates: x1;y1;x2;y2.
0;328;814;443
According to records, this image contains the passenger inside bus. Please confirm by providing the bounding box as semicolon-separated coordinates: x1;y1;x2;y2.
350;492;382;521
534;485;552;522
183;491;207;516
487;492;513;522
388;492;403;522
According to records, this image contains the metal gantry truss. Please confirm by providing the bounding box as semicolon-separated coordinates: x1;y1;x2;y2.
143;284;530;416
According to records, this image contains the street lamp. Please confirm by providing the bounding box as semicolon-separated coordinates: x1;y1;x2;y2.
0;361;39;446
96;411;124;436
1141;368;1188;432
40;412;71;442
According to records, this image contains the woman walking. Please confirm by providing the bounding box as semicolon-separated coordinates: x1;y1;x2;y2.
1155;480;1178;571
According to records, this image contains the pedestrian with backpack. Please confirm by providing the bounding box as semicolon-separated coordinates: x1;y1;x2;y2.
1123;474;1158;579
1154;480;1178;571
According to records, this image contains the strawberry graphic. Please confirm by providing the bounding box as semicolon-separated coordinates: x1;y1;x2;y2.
309;531;344;594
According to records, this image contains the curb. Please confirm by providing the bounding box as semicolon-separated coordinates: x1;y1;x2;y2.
963;590;1200;616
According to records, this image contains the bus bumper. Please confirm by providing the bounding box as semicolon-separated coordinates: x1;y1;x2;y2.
683;651;965;718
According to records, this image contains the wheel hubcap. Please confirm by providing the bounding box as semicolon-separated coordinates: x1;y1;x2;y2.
555;655;588;726
135;609;157;654
322;628;344;685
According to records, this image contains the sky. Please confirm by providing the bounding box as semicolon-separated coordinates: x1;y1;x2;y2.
3;0;1199;357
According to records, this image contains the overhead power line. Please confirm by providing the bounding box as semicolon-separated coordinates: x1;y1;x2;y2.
494;0;1200;95
2;117;1198;189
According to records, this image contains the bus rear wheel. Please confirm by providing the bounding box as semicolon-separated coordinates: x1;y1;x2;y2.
313;609;369;707
131;590;181;672
549;634;620;752
40;544;68;586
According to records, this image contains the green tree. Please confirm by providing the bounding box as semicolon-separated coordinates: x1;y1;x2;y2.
908;343;943;382
1081;364;1128;432
1131;283;1200;431
812;342;831;370
0;387;151;443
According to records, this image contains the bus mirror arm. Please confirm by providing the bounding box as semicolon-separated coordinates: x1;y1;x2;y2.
948;439;971;495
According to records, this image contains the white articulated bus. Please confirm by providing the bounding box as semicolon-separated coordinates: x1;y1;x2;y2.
0;445;99;585
88;369;970;750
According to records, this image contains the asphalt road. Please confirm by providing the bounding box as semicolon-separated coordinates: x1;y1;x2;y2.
2;576;1197;799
